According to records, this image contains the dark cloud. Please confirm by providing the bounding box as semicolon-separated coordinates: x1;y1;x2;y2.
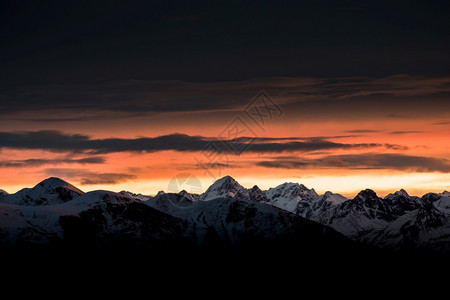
44;168;136;185
433;122;450;125
0;157;105;168
389;131;425;135
194;163;232;170
344;130;380;133
2;1;450;85
1;76;450;124
256;154;450;173
0;130;405;154
80;174;136;185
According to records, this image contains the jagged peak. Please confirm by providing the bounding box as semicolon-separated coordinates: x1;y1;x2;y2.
179;190;199;197
355;189;379;199
386;189;410;199
321;191;348;204
395;189;410;197
250;185;263;192
156;190;166;196
200;176;248;202
211;175;239;187
271;182;310;191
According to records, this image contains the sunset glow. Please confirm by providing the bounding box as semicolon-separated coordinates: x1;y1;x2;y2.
1;76;449;197
2;1;450;198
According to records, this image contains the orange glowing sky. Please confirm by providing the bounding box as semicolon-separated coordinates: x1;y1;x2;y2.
1;76;450;198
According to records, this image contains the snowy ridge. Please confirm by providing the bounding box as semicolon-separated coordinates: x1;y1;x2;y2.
120;191;151;201
266;182;319;213
199;175;250;201
0;176;449;253
0;177;347;253
0;177;84;206
195;177;450;252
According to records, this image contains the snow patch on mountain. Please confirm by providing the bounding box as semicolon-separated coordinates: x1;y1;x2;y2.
178;190;200;202
0;177;84;206
199;176;250;202
433;195;450;216
265;182;319;213
119;191;151;201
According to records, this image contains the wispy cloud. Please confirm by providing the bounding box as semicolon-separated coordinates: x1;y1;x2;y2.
388;131;425;135
344;129;380;133
0;157;105;168
256;154;450;173
44;168;136;185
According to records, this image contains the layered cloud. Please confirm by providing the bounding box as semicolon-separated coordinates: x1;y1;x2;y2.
1;75;449;122
43;168;136;185
0;130;405;154
0;157;105;168
256;154;450;173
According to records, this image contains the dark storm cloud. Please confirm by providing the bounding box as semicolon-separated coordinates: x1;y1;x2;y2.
44;168;136;185
1;0;450;84
1;75;450;122
256;154;450;173
0;130;405;154
0;157;105;168
389;131;425;135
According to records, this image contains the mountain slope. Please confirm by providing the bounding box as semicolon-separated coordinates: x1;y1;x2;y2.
1;176;449;255
0;177;355;257
199;176;450;253
199;175;250;201
145;196;354;254
266;182;319;213
0;177;84;206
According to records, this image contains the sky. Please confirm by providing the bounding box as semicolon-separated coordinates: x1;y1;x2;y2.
1;0;450;197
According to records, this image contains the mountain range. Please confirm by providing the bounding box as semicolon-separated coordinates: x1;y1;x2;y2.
1;176;449;257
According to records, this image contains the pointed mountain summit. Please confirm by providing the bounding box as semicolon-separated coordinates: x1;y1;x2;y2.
1;177;84;206
249;185;268;203
199;176;249;202
384;189;422;215
266;182;319;213
321;191;348;205
179;190;199;202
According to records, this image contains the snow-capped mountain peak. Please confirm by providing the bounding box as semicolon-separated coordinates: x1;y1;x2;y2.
354;189;379;201
199;175;249;201
394;189;409;198
0;177;84;206
156;190;166;196
119;191;151;201
322;191;348;204
441;190;450;197
179;190;199;202
249;185;268;203
265;182;319;213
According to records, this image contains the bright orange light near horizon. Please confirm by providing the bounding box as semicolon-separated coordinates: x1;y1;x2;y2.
1;76;450;197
